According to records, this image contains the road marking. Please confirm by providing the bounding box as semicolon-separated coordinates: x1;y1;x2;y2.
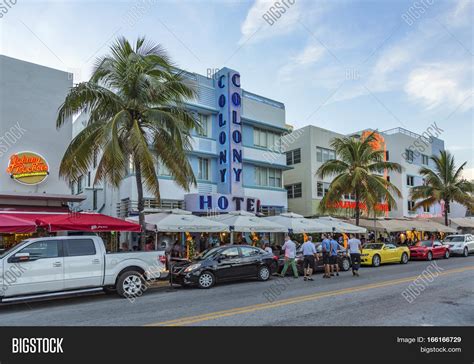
146;266;474;326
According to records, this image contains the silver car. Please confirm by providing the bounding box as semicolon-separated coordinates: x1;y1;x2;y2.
443;234;474;257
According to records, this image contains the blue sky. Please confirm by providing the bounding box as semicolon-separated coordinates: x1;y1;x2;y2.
1;0;472;177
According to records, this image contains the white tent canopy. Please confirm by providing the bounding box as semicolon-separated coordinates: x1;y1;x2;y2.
208;210;287;233
262;212;330;233
127;209;228;232
317;216;367;234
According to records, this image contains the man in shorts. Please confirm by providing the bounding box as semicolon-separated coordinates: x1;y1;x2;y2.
330;235;340;277
301;236;317;281
321;234;331;278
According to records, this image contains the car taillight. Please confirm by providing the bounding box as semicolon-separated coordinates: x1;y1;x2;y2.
159;255;167;264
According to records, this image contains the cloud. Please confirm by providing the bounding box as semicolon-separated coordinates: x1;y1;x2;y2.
239;0;301;45
446;0;473;27
277;43;325;82
404;63;473;111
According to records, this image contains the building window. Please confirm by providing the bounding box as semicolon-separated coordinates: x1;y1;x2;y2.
316;147;336;163
423;205;430;213
286;149;301;166
255;167;282;188
70;181;75;195
93;190;98;210
317;181;330;197
77;176;84;194
285;183;302;199
385;150;390;161
408;200;416;212
198;157;210;180
196;114;210;137
253;128;281;151
88;172;91;187
422;154;429;165
158;161;171;176
386;175;391;182
405;149;414;163
407;175;415;186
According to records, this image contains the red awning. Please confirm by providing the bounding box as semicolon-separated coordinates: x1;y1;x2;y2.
36;213;141;232
0;214;37;233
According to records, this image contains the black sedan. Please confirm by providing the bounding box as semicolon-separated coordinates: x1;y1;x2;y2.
171;245;277;288
278;242;351;275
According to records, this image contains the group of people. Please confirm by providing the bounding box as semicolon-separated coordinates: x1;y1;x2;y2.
278;233;363;280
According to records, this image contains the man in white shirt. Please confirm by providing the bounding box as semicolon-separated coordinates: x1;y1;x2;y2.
347;234;362;276
280;235;298;278
301;236;317;281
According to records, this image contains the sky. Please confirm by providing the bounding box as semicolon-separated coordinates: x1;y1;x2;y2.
1;0;472;177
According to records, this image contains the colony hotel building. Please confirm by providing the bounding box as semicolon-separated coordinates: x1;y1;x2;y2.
74;67;290;217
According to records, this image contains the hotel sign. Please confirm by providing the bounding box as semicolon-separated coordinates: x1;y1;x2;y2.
216;68;243;195
6;151;49;185
185;193;260;213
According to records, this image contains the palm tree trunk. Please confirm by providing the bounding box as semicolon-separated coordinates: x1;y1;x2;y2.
444;200;450;226
134;157;146;249
355;190;360;226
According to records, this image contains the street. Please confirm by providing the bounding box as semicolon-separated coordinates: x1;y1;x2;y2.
0;256;473;326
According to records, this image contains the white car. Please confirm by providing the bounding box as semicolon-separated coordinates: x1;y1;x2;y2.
0;236;168;302
443;234;474;257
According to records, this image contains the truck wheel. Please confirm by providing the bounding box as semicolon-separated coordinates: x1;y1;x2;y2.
117;271;145;298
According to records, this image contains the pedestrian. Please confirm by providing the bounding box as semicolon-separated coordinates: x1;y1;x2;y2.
263;243;273;254
347;234;362;276
280;235;298;279
301;236;317;281
321;234;331;278
329;235;340;277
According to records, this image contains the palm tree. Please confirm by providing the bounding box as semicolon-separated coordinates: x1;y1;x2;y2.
411;151;474;226
317;132;402;225
56;37;200;245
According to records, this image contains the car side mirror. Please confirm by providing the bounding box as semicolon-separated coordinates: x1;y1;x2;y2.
8;252;31;263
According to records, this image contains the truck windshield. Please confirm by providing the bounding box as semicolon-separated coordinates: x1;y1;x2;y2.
0;239;31;259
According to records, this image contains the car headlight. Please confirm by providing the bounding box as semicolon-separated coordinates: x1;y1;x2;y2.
184;263;201;273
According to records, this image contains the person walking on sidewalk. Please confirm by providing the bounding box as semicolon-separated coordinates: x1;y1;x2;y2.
280;235;298;279
330;235;340;277
321;234;331;278
301;236;317;281
348;234;362;276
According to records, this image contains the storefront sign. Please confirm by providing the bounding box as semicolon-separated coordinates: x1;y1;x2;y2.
216;68;243;196
6;151;49;185
329;201;389;212
184;193;261;213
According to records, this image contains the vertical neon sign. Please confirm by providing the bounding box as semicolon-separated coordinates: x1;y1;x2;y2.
216;68;243;196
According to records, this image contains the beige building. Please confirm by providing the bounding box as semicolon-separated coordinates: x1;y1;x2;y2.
283;124;461;219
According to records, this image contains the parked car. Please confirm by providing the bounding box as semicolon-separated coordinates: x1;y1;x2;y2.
171;245;276;288
409;240;450;260
0;236;168;302
360;243;410;267
278;242;351;275
443;234;474;257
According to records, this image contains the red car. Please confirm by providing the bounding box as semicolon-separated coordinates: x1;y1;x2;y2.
409;240;450;261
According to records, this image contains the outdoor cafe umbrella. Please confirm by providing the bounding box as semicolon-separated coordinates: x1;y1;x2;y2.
317;216;367;234
262;212;330;233
0;214;37;233
208;210;287;244
127;209;228;232
208;210;287;233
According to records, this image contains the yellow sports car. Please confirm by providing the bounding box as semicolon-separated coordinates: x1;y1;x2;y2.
360;243;410;267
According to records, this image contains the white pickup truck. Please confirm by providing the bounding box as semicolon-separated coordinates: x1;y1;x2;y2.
0;236;168;302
